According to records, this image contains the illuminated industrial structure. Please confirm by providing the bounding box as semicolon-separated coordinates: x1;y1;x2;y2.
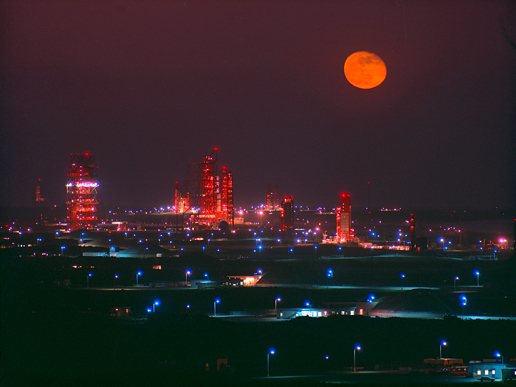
410;213;416;248
336;193;353;242
36;178;45;203
281;195;294;239
266;186;280;210
66;153;99;230
175;149;234;228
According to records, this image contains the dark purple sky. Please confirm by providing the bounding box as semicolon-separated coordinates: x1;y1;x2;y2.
1;0;515;210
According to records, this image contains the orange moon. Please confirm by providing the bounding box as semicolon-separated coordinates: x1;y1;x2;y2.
344;51;386;89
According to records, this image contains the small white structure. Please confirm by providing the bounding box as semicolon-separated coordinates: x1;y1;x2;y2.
467;360;505;381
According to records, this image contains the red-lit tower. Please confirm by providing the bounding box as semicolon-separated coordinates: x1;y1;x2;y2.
198;149;218;225
66;153;98;230
182;148;233;227
36;178;45;203
281;195;294;239
410;213;416;249
221;166;234;226
336;193;352;242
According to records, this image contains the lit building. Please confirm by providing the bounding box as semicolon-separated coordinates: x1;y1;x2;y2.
336;193;352;242
66;153;98;230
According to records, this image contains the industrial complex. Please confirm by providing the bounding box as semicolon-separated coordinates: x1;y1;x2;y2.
2;149;515;387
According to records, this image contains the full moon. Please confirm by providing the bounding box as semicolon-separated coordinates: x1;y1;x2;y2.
344;51;386;89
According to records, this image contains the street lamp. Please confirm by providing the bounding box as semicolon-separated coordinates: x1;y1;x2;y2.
494;351;504;365
114;274;119;289
354;344;361;372
400;273;405;290
440;339;447;358
275;297;281;315
146;307;152;313
136;270;142;287
60;245;66;256
87;272;93;288
474;270;480;286
454;276;459;291
305;300;311;315
186;269;191;283
267;348;275;377
153;299;161;312
327;268;333;278
214;297;221;316
460;294;467;318
204;272;209;279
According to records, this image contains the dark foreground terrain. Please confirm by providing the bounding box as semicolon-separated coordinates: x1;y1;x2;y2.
2;246;515;386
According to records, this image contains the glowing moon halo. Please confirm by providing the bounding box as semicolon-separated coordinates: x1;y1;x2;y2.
344;51;386;89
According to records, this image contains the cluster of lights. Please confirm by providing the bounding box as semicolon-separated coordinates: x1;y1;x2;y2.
65;182;99;187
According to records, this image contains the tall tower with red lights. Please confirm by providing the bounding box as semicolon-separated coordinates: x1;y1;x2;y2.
183;148;233;227
197;149;218;225
66;153;98;230
36;178;45;203
410;213;416;249
221;166;234;226
336;193;352;242
281;195;294;239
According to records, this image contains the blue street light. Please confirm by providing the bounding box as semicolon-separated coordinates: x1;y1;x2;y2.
186;269;192;283
473;270;480;286
367;294;375;303
354;344;361;372
267;348;276;377
400;273;405;290
494;351;504;365
114;274;119;289
327;268;333;278
153;299;161;312
136;270;143;287
60;245;66;256
147;307;152;313
204;272;209;279
454;276;459;291
440;339;447;358
87;272;93;288
460;294;467;318
214;297;221;316
275;297;281;314
324;354;329;360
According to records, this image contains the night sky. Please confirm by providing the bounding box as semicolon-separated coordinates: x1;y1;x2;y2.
1;0;515;210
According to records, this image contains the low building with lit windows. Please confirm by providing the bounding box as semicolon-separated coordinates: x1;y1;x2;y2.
467;360;516;381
